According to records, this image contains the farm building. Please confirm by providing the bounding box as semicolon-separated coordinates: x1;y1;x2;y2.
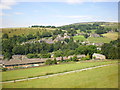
92;53;106;60
2;58;46;69
2;54;86;69
12;55;28;60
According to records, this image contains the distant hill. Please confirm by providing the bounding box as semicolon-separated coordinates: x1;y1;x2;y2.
1;22;118;38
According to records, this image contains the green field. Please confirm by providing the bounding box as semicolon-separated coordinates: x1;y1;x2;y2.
2;28;56;37
3;64;118;88
2;60;117;81
73;35;86;41
87;37;112;43
102;32;118;40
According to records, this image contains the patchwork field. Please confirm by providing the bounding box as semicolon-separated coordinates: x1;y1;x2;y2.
2;60;117;82
3;63;118;88
87;37;112;43
102;32;118;40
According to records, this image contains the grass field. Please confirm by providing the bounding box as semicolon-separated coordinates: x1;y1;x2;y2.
2;28;56;37
102;32;118;40
73;35;86;41
87;37;112;43
3;64;118;88
2;60;117;81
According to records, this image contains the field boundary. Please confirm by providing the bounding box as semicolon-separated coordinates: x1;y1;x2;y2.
1;63;116;84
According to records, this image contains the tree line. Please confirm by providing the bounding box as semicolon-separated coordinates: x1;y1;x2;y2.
101;39;120;59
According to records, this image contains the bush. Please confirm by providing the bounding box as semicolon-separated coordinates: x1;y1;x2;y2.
2;68;8;71
40;53;51;58
72;55;78;61
46;73;54;75
45;59;53;65
27;54;38;58
53;58;57;64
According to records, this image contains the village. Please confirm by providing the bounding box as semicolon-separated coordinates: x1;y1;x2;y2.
0;52;106;70
1;25;116;71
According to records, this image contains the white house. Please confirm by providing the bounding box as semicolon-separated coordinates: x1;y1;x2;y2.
92;53;106;60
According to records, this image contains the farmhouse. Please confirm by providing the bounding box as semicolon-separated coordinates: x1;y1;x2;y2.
92;53;106;60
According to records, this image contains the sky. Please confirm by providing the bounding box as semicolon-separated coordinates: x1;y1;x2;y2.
0;0;118;28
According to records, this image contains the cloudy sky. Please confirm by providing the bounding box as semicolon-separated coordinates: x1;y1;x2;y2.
0;0;118;28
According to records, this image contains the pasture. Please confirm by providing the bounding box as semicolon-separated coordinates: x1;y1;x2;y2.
73;35;86;41
102;32;118;40
2;28;56;37
3;63;118;88
87;37;112;43
2;60;117;81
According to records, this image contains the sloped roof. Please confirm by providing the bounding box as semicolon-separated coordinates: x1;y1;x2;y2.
2;58;47;66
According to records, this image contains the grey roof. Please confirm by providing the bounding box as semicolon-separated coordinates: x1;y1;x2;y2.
2;58;46;66
2;54;86;66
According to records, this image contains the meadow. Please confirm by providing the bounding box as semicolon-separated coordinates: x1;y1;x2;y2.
2;60;117;81
73;35;86;41
3;64;118;88
102;32;118;40
87;37;112;43
2;27;56;37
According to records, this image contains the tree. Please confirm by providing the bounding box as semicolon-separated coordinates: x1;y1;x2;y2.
45;59;53;65
72;55;78;61
12;45;25;55
2;33;9;39
84;34;89;38
4;52;12;60
101;39;120;59
53;58;57;64
27;54;38;58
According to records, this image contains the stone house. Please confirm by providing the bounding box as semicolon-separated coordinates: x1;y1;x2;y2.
92;53;106;60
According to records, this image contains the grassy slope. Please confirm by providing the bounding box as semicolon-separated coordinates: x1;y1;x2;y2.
2;28;56;37
73;35;86;41
87;37;112;43
3;64;118;88
102;32;118;40
2;60;117;81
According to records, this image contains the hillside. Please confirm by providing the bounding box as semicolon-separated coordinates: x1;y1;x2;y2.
2;27;56;37
1;22;119;60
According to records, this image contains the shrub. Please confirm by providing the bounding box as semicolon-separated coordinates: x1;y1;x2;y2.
27;54;38;58
46;73;54;75
40;53;51;58
2;68;8;71
45;59;53;65
53;58;57;64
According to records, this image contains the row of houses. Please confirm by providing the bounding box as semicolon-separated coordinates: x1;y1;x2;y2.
1;54;86;69
1;53;106;70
